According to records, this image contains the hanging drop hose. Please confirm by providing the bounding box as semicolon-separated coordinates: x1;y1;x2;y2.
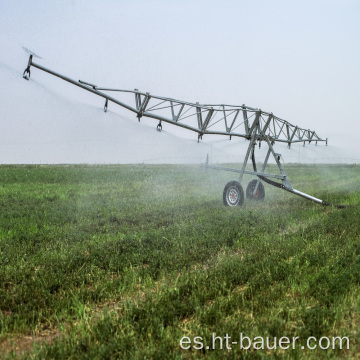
251;149;357;209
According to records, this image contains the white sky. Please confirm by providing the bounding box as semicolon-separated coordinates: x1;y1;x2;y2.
1;0;360;161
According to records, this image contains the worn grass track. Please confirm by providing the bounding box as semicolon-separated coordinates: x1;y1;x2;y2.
0;164;359;359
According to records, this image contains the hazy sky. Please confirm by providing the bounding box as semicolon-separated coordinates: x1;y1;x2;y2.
1;0;359;158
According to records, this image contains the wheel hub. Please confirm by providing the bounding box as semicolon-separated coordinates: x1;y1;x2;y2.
228;188;238;204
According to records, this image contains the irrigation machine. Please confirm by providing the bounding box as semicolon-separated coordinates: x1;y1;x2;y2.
23;51;336;208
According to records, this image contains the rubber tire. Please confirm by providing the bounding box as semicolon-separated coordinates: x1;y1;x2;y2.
246;179;265;201
223;181;244;207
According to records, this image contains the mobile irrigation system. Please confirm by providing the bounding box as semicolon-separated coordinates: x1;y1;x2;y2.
23;51;334;207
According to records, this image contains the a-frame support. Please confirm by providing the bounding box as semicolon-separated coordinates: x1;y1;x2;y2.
206;114;326;205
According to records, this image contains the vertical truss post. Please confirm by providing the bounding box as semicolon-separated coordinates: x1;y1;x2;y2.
196;102;203;130
242;105;249;135
201;108;214;132
137;92;151;121
134;89;141;110
170;101;175;120
286;124;290;140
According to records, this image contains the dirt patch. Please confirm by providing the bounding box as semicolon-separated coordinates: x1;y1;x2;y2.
0;328;62;357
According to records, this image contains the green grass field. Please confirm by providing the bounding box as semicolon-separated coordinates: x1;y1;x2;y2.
0;164;359;359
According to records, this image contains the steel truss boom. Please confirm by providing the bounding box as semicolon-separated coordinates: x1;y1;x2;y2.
23;55;326;146
22;55;332;207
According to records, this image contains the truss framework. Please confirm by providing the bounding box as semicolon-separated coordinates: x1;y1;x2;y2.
22;54;329;206
23;55;326;146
